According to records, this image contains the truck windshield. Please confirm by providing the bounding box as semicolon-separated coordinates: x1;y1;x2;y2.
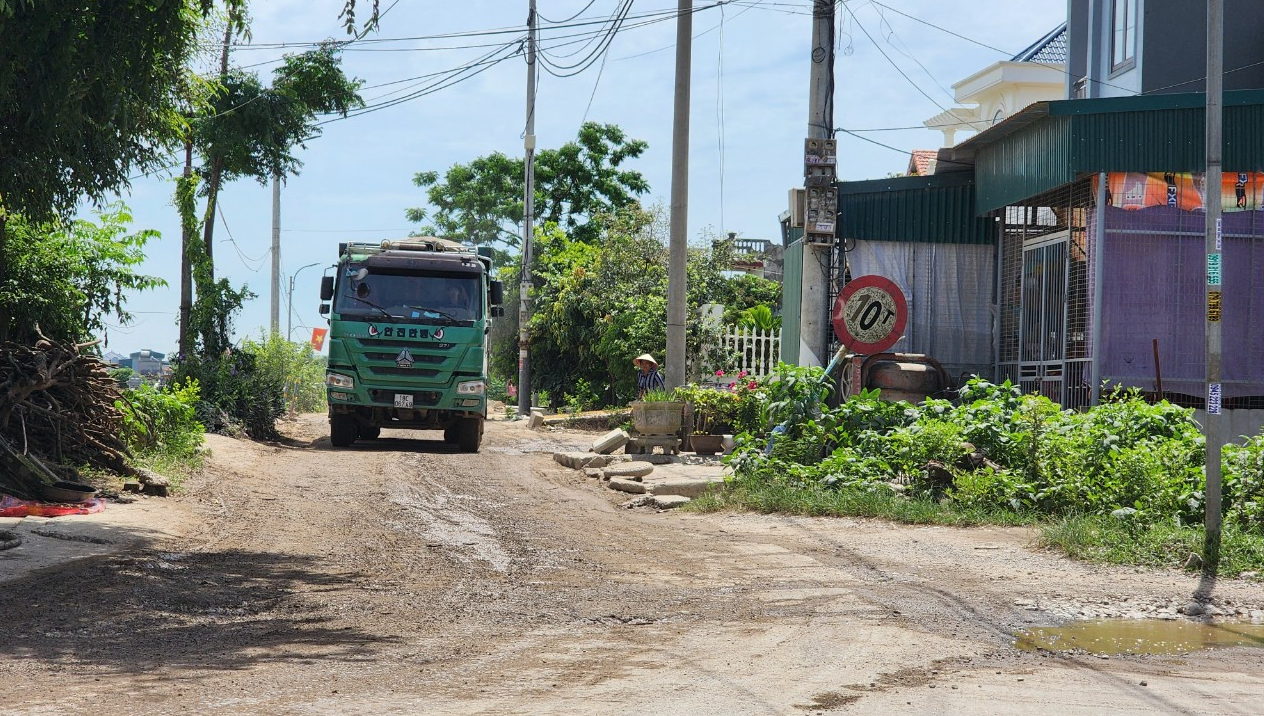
336;269;482;324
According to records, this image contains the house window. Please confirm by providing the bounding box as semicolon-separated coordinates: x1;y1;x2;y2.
1111;0;1137;72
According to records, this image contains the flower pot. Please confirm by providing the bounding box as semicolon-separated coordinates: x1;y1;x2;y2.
688;433;725;456
630;401;684;436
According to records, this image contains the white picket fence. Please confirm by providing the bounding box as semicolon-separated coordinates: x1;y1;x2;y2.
719;326;781;378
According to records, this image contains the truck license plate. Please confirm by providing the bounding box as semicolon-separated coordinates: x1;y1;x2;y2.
393;393;414;408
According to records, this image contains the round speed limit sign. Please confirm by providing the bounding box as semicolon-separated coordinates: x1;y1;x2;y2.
831;275;908;354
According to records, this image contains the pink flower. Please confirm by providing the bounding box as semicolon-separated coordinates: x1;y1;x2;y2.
748;381;757;389
715;369;725;376
737;370;748;378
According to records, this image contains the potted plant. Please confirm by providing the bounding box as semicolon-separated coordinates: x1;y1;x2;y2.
675;385;739;455
630;389;684;436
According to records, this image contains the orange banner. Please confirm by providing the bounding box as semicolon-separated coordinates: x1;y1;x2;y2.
1095;172;1264;211
310;327;328;351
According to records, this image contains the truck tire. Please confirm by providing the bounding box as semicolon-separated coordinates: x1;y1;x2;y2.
330;415;357;447
359;425;381;441
442;426;457;444
455;417;483;453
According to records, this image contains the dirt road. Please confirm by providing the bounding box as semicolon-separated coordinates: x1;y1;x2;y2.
1;414;1261;715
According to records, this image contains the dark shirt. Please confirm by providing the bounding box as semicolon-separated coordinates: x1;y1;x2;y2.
637;368;666;397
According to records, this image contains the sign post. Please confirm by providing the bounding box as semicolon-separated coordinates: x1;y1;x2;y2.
830;275;908;355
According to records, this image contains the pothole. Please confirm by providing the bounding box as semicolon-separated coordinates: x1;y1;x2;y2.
1016;619;1264;655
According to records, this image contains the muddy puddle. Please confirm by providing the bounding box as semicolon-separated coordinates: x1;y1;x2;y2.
1016;619;1264;655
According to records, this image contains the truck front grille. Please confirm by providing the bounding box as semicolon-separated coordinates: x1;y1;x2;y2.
369;390;441;406
367;366;440;377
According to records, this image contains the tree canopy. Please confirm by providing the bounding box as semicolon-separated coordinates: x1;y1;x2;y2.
0;204;164;344
0;0;206;223
408;122;649;252
492;207;767;407
192;43;364;188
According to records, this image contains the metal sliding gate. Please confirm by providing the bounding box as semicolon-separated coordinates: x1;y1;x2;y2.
1018;232;1070;401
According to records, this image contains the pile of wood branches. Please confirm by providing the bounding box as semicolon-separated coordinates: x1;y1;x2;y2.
0;335;134;500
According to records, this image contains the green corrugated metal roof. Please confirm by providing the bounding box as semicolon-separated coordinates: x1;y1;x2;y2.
836;173;994;245
780;240;803;365
950;89;1264;213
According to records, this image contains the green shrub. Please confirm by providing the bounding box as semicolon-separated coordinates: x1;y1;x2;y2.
116;380;204;458
1225;433;1264;530
727;376;1214;527
171;347;285;440
241;332;327;414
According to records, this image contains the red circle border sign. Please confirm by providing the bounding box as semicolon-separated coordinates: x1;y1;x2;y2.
831;275;908;354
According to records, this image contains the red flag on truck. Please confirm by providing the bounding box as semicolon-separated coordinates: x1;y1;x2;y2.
311;327;328;351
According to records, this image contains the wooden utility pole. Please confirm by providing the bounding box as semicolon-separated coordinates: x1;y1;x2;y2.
1204;0;1224;571
518;0;538;416
666;0;693;388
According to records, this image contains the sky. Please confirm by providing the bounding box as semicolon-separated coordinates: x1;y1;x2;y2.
100;0;1067;357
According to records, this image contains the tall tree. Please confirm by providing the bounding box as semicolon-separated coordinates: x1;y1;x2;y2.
408;122;649;252
0;0;213;314
180;43;363;353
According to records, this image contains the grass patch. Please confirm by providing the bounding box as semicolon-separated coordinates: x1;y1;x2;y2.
1039;515;1264;576
686;478;1035;528
131;450;203;491
689;480;1264;577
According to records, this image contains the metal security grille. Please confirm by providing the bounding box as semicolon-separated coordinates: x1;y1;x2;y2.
996;180;1093;409
1020;236;1068;400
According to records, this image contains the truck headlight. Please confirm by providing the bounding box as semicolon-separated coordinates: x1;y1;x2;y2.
326;372;355;389
456;380;485;395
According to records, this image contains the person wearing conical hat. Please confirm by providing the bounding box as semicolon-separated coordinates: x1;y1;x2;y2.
633;353;666;399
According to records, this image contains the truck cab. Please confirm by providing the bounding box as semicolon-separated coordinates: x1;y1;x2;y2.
319;238;504;451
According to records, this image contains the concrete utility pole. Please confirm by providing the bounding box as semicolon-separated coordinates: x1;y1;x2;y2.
665;0;693;388
518;0;538;416
1204;0;1224;571
798;0;836;367
270;174;281;335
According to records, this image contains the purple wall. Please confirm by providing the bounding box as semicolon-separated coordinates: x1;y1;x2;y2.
1099;206;1264;400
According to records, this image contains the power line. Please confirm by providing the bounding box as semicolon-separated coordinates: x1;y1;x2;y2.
217;204;270;273
835;127;911;155
841;2;988;132
873;4;957;105
867;1;1014;55
539;0;635;77
614;0;766;61
539;0;629;63
538;0;602;26
221;4;690;51
581;33;612;122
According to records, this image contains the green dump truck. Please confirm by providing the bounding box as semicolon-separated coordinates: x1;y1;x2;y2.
318;238;504;451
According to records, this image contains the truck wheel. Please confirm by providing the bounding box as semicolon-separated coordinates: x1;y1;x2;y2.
456;418;483;453
442;426;457;444
359;425;381;440
330;415;357;447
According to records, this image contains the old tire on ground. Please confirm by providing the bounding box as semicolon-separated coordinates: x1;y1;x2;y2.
330;415;357;447
456;418;483;453
359;425;381;441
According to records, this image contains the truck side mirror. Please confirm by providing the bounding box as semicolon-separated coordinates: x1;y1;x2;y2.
320;276;334;301
319;303;330;316
489;280;504;306
491;306;505;318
